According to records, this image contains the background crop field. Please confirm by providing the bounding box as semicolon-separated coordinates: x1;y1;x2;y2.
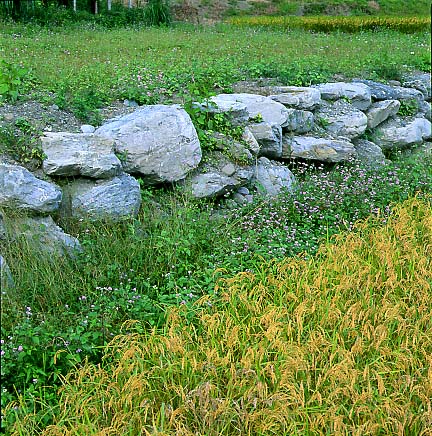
0;23;430;113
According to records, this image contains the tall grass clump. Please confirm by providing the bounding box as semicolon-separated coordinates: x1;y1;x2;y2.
144;0;171;26
9;195;432;435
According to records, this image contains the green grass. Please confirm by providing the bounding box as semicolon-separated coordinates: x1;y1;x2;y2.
0;23;430;120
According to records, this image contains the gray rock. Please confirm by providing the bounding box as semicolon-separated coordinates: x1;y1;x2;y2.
210;94;289;127
418;101;431;121
283;135;356;162
269;86;322;110
314;82;371;110
247;122;282;159
315;100;367;139
187;151;253;199
366;100;401;129
252;157;295;197
95;105;201;184
283;109;314;133
42;132;122;179
236;187;250;195
123;99;139;108
0;163;62;213
10;216;81;258
353;139;387;167
354;80;424;104
241;126;261;155
233;192;248;205
402;72;431;101
0;255;14;291
372;117;431;150
62;173;141;220
80;124;96;134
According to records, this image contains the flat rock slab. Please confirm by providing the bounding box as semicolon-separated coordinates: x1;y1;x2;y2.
62;173;141;220
354;80;424;104
315;100;367;139
372;117;431;150
270;86;322;110
283;136;356;162
95;105;201;184
42;132;122;178
366;100;400;129
253;157;296;197
0;163;62;213
210;93;289;127
313;82;371;110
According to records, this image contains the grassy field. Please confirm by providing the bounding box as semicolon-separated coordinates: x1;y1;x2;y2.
1;16;432;435
0;23;430;122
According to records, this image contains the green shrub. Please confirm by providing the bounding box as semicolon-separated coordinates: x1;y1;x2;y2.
0;118;45;168
144;0;171;26
0;60;28;103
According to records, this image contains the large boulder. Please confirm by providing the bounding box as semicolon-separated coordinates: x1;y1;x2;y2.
41;132;122;178
283;136;356;162
372;117;431;150
354;80;424;104
314;100;367;139
269;86;322;110
95;105;201;184
283;109;314;133
366;100;400;129
0;163;62;213
186;151;253;199
252;157;296;197
61;173;141;220
209;93;290;127
247;123;282;159
313;82;371;110
402;72;431;101
7;216;81;258
418;101;431;121
353;139;387;167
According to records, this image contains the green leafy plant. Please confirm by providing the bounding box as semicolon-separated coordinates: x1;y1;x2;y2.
182;82;244;153
0;60;28;103
0;118;45;168
398;98;419;116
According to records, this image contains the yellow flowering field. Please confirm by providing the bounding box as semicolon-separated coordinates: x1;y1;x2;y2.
227;15;431;33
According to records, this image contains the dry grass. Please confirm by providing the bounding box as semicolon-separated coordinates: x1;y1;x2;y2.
11;196;432;435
